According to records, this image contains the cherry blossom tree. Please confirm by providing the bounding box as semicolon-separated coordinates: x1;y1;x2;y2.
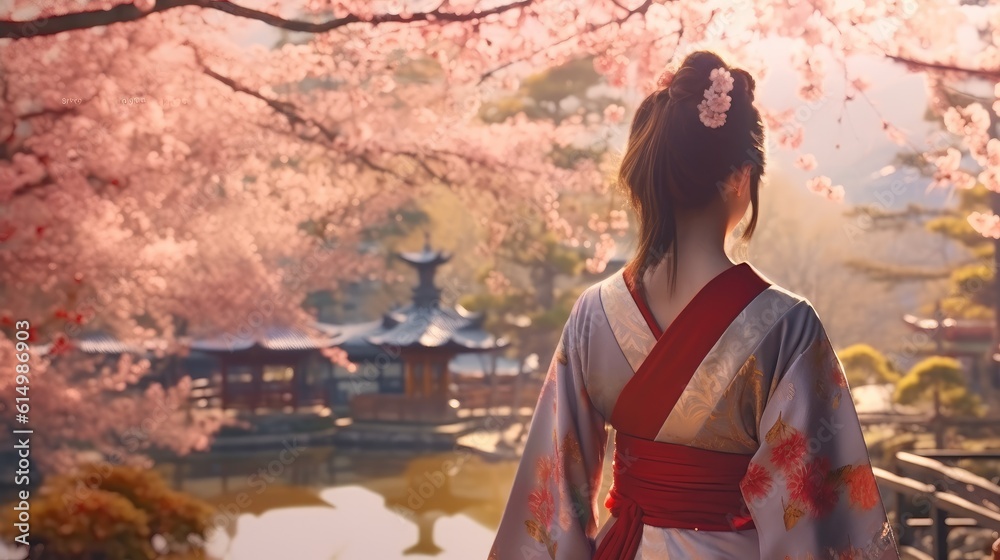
1;0;998;469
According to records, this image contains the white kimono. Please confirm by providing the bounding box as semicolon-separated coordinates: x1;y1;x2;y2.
490;263;898;559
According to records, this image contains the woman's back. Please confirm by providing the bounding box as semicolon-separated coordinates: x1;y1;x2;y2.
489;50;899;560
490;265;896;559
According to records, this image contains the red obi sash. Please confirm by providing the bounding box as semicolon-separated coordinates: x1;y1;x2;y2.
594;432;755;560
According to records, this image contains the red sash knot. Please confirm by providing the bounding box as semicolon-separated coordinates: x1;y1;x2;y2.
593;432;756;560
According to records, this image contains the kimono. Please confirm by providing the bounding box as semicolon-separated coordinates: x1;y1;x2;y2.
490;263;898;560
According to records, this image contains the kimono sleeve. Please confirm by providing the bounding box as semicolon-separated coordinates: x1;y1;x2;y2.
739;304;899;560
489;301;609;560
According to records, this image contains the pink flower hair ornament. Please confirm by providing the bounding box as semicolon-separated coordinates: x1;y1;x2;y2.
698;67;735;128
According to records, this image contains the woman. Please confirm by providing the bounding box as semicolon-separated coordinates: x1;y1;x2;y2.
489;51;899;560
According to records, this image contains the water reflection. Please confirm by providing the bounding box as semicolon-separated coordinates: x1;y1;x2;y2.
157;446;520;559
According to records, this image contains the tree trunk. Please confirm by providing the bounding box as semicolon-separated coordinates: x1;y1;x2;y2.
532;264;557;310
932;385;944;449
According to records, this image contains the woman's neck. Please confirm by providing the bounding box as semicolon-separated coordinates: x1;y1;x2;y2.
678;209;733;272
639;214;736;332
642;214;733;330
644;209;734;292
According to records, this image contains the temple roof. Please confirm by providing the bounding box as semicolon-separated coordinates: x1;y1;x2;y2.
36;331;151;356
189;325;339;352
397;247;451;266
317;303;504;353
325;237;505;352
397;233;452;308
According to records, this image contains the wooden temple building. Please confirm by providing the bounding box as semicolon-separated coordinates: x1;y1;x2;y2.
322;241;509;422
187;325;340;411
181;239;511;421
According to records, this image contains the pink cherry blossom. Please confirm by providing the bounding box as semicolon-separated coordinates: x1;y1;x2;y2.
656;69;675;89
794;154;818;171
604;104;626;124
697;68;735;129
978;139;1000;193
806;176;845;202
968;211;1000;239
882;122;908;146
929;148;977;190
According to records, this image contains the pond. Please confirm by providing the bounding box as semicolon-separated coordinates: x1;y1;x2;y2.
0;435;618;560
159;445;524;560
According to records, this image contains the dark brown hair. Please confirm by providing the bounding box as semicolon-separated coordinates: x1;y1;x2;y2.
619;51;766;289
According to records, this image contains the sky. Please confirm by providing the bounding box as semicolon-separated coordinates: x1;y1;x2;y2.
733;39;950;208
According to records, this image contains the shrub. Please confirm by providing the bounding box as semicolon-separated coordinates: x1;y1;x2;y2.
0;464;214;560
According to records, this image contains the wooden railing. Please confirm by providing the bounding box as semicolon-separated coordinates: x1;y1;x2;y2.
349;394;458;423
896;451;1000;512
189;374;332;411
875;451;1000;560
451;384;540;414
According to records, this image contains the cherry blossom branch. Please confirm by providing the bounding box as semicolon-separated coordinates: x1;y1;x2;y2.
189;47;340;143
805;0;1000;82
16;106;78;121
356;154;424;188
253;116;444;190
194;64;460;190
1;103;85;153
392;150;449;183
0;0;534;39
8;177;53;199
423;147;539;179
937;84;992;104
312;189;391;236
478;0;656;84
886;55;1000;81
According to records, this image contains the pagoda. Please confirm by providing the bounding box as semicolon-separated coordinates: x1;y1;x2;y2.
328;235;508;423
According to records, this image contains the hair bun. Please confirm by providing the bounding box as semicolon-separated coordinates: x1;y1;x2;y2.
662;52;724;103
669;52;755;106
664;52;755;129
729;68;756;103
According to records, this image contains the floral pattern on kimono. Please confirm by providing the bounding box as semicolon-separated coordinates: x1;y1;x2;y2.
740;312;897;559
493;286;608;560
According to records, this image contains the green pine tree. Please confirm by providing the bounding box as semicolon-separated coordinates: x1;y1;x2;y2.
839;343;900;386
